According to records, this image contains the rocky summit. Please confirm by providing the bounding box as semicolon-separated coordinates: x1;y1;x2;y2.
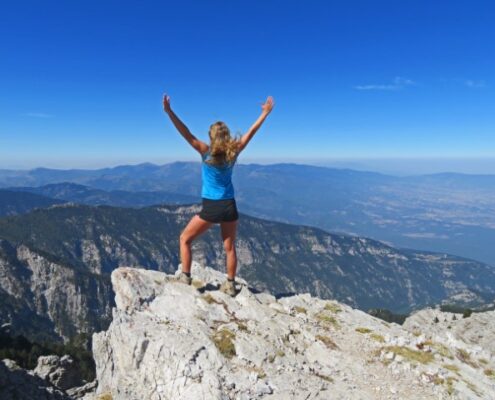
88;262;495;400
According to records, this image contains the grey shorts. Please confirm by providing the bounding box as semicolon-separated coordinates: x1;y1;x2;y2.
199;198;239;223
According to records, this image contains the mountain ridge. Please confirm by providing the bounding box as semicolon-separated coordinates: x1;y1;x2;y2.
1;203;494;344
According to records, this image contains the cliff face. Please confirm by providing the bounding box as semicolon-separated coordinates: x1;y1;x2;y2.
0;239;113;342
91;263;495;400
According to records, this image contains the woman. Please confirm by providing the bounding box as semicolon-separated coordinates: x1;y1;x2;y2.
163;94;275;296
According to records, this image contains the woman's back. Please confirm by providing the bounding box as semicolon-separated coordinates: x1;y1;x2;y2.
201;150;237;200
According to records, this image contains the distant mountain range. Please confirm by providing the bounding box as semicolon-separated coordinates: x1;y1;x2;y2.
7;183;197;208
0;203;494;343
1;162;494;265
0;189;64;216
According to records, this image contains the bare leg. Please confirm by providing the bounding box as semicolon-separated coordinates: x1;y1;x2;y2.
180;215;214;273
220;220;238;280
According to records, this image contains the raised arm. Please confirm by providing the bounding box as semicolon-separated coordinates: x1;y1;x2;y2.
163;94;208;155
238;96;275;153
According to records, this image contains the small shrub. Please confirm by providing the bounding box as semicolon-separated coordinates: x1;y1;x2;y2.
355;327;372;334
484;368;495;379
294;306;307;314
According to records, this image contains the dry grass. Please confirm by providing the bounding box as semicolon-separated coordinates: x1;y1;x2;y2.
212;327;236;359
423;340;454;359
315;311;340;329
442;363;460;374
244;364;266;379
478;357;488;365
324;302;342;313
375;345;434;365
97;394;113;400
355;327;372;334
315;371;334;382
316;334;339;350
455;348;478;369
201;292;222;305
432;375;458;395
445;376;458;395
370;333;385;343
276;349;286;357
294;306;307;314
484;368;495;379
236;320;249;332
462;378;483;396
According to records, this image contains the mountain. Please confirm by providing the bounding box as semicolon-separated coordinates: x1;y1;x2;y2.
1;203;494;343
90;265;495;399
0;239;113;343
9;182;198;208
0;162;201;192
0;189;65;216
2;162;494;265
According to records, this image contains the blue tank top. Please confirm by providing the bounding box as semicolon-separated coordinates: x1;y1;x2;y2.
201;150;237;200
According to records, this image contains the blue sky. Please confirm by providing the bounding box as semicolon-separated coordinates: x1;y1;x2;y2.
1;0;494;172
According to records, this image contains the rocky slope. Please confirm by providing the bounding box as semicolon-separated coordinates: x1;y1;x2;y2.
89;263;495;400
1;203;495;342
1;353;96;400
0;239;114;342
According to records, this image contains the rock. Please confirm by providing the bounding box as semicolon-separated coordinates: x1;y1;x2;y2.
0;359;70;400
34;354;84;390
90;263;495;400
66;380;98;399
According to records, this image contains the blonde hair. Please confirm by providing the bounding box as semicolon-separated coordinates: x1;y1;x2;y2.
206;121;241;166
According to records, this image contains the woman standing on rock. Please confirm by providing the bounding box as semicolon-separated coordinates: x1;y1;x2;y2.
163;94;275;296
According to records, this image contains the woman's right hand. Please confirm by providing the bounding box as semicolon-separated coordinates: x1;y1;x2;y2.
163;93;172;114
261;96;275;115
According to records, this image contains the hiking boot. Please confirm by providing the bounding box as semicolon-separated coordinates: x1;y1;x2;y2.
219;279;238;297
175;271;192;285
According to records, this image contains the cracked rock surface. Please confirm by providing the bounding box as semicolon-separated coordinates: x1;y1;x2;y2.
90;262;495;400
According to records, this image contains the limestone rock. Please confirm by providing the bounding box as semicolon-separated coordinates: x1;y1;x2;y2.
34;354;84;390
91;262;495;399
0;358;70;400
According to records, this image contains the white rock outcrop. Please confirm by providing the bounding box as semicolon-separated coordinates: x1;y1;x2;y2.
90;262;495;400
34;355;84;391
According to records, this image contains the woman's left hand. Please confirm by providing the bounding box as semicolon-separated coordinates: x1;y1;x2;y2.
163;93;172;114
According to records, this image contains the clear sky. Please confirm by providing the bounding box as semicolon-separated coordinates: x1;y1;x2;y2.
1;0;494;172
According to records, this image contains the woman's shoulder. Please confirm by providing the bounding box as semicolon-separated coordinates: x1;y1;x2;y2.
201;147;210;161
